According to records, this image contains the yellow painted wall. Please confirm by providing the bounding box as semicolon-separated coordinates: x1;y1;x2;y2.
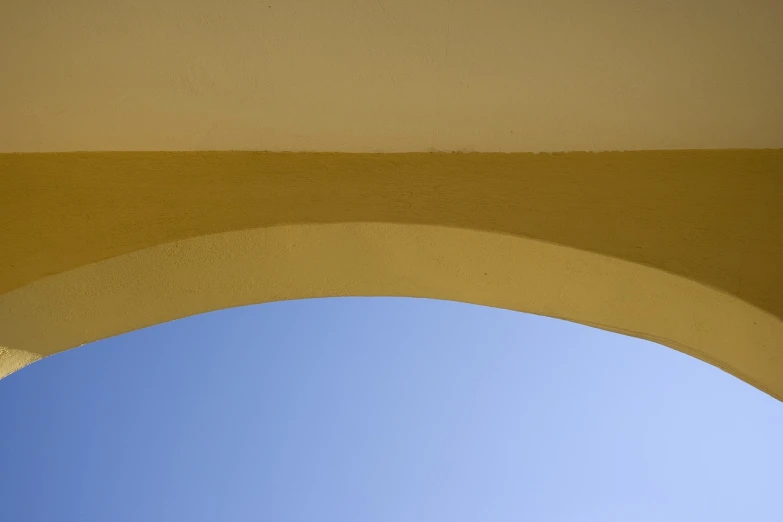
3;0;782;153
1;150;781;401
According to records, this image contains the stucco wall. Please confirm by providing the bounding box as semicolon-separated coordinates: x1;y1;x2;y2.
1;151;781;401
2;1;782;398
3;0;782;153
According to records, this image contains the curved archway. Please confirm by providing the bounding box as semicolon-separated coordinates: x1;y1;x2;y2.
1;150;781;400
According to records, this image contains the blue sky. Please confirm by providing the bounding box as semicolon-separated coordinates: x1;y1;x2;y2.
1;297;781;521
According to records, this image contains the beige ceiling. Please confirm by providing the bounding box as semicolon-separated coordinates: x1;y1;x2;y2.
2;0;782;153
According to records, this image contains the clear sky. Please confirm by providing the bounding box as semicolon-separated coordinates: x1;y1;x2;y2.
1;297;781;521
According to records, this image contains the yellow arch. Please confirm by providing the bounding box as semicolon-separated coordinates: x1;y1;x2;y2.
1;150;782;400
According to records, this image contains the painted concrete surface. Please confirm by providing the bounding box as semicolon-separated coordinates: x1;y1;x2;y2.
1;151;781;401
2;222;781;399
3;0;783;153
0;348;40;380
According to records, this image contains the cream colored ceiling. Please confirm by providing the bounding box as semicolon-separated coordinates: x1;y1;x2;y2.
2;0;782;153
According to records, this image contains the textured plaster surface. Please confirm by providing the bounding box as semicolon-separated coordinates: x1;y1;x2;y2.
1;151;781;400
2;0;783;153
1;223;781;398
0;348;41;380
